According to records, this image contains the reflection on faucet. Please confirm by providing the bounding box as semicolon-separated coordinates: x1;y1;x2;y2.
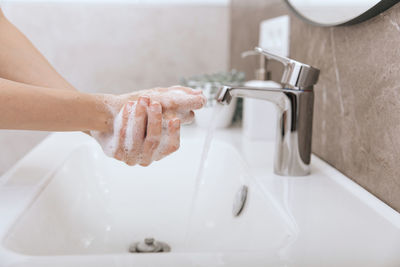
217;85;313;176
216;47;319;176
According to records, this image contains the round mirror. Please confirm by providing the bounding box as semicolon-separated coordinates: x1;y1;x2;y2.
285;0;399;26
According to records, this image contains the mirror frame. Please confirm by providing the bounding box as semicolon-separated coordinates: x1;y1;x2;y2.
284;0;399;27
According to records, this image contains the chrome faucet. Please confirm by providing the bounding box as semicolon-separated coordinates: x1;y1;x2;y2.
216;47;320;176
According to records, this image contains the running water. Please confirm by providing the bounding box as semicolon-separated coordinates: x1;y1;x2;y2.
183;104;299;262
184;104;224;243
193;105;224;189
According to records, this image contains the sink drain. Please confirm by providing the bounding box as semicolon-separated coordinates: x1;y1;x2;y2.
129;238;171;253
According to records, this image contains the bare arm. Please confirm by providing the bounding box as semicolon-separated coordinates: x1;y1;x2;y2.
0;9;206;166
0;9;75;90
0;78;113;131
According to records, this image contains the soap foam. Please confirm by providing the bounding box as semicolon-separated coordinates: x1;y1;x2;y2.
152;125;171;162
90;104;124;158
146;89;206;113
92;87;204;165
124;102;137;153
92;101;174;165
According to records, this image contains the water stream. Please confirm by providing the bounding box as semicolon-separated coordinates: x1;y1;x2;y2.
184;104;298;263
184;104;224;244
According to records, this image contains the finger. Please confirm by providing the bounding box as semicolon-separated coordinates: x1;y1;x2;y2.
165;93;206;111
139;101;162;166
148;89;206;111
161;109;194;125
178;94;207;111
184;111;195;124
114;102;134;162
169;86;202;95
126;96;149;166
160;118;180;158
152;119;180;162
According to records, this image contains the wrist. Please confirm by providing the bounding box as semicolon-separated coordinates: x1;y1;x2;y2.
85;93;116;132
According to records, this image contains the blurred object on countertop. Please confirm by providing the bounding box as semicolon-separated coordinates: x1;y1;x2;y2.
181;70;245;128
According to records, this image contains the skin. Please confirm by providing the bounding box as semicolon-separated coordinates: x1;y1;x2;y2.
113;97;182;166
0;9;206;166
104;88;206;166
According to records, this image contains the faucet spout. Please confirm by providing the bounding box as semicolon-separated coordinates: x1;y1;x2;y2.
217;85;301;107
216;85;314;176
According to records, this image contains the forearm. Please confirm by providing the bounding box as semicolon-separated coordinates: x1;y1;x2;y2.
0;78;113;131
0;9;75;90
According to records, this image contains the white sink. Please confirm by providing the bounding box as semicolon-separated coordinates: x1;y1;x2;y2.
0;127;399;267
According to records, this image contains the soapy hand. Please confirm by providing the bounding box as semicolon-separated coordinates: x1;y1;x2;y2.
91;86;206;166
120;86;206;124
114;96;181;166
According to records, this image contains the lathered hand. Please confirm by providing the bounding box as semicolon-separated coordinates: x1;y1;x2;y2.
91;87;206;166
120;86;206;124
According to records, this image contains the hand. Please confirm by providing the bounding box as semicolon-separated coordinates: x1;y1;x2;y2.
91;86;205;166
120;86;206;124
91;96;182;166
114;96;180;166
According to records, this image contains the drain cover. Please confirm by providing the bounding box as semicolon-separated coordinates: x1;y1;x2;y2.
129;238;171;253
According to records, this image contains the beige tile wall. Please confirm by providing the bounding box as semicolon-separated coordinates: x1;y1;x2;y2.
231;0;400;211
3;3;230;93
0;3;229;175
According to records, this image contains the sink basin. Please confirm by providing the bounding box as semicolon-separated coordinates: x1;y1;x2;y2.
0;127;399;266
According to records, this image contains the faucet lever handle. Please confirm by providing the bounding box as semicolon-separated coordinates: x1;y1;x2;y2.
241;50;259;58
241;50;270;80
254;47;291;65
253;46;320;90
